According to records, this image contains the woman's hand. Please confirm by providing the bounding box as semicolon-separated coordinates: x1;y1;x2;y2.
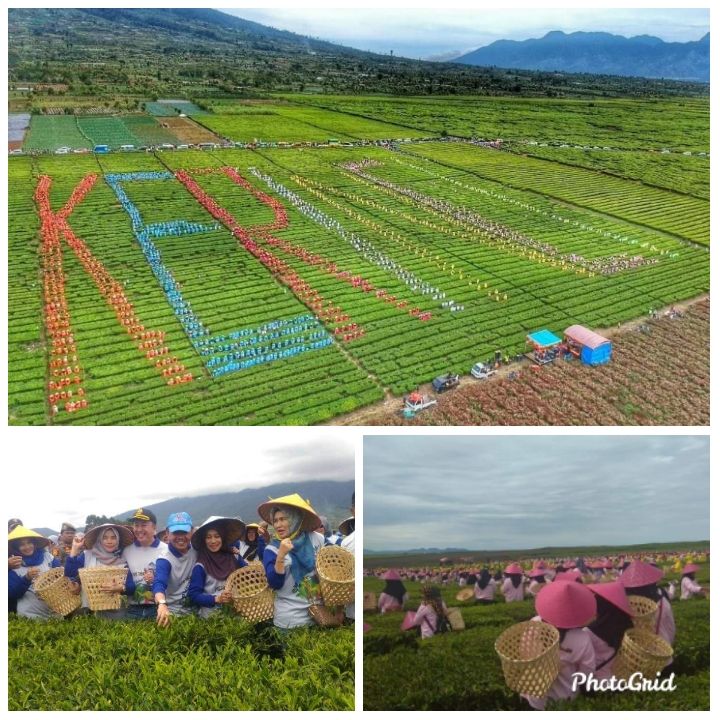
8;555;23;570
277;538;294;558
215;590;233;605
26;567;41;581
257;522;270;541
156;603;171;628
70;534;85;557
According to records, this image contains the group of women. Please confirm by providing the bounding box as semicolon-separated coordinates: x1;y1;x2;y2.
8;491;355;630
374;557;706;710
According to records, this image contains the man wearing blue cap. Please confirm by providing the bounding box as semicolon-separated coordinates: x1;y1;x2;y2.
153;512;197;627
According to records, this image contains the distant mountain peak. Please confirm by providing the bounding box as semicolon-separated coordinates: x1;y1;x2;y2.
454;30;709;82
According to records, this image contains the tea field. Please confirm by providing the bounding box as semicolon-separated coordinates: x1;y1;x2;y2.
8;96;709;425
8;614;354;710
363;564;710;710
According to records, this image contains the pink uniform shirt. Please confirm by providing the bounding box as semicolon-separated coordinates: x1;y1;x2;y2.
680;576;702;600
525;624;596;710
413;601;448;639
474;579;496;601
502;577;525;602
378;592;407;613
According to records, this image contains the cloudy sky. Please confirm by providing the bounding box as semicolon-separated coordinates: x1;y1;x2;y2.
364;435;709;551
225;6;710;59
6;429;355;530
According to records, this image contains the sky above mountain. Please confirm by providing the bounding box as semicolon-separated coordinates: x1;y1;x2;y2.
8;429;355;529
225;6;710;60
365;435;709;551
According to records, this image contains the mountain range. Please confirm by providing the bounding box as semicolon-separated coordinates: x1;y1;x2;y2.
8;9;708;101
455;31;710;82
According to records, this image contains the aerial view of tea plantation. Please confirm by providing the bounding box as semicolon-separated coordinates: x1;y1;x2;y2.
8;9;710;425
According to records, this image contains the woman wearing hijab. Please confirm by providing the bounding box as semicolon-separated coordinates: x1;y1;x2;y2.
587;581;634;680
620;560;675;647
527;568;548;597
679;563;706;600
502;563;525;602
523;581;597;710
258;493;324;629
235;523;266;563
474;568;497;604
378;569;409;613
188;516;247;618
65;523;136;619
8;526;62;619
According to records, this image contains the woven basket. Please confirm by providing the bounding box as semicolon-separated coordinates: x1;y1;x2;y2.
226;565;274;624
309;603;344;627
78;566;129;611
363;591;377;612
33;567;81;616
495;621;560;696
613;629;673;680
447;607;465;630
628;596;658;632
456;588;475;602
316;545;354;606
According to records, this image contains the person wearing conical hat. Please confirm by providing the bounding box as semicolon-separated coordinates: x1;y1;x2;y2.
523;581;597;710
586;581;634;680
153;511;197;627
680;564;706;600
8;526;62;619
501;563;525;602
188;517;247;618
620;560;675;648
337;492;355;622
378;569;408;613
64;524;136;620
527;568;548;597
258;493;325;629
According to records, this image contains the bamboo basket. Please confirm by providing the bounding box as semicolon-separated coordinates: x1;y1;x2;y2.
628;596;658;632
308;603;344;627
363;591;377;612
226;565;274;624
78;566;129;611
456;588;475;602
495;621;560;696
613;629;673;680
316;545;354;606
447;606;465;630
33;567;81;616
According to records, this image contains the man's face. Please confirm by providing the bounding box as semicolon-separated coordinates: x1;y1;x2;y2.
133;521;156;546
60;529;75;545
169;530;190;553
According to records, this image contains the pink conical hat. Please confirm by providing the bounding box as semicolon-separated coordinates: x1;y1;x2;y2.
504;563;523;575
603;561;613;569
401;610;417;631
682;563;700;575
535;582;596;629
588;581;632;616
534;561;546;569
563;561;576;569
528;568;546;579
554;569;582;583
620;560;663;588
382;569;401;581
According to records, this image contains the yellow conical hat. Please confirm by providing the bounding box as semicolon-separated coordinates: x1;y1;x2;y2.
257;493;321;533
8;525;50;548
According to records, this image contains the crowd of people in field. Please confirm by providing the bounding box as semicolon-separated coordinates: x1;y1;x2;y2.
367;552;708;709
9;492;354;630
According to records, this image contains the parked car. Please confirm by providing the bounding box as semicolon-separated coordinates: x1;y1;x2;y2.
431;374;460;393
471;363;496;380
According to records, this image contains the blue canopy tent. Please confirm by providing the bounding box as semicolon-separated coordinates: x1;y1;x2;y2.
527;329;562;365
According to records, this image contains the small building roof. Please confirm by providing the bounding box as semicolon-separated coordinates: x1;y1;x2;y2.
527;329;562;347
564;325;611;350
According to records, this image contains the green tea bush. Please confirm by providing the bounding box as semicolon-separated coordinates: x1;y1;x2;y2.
8;614;354;710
